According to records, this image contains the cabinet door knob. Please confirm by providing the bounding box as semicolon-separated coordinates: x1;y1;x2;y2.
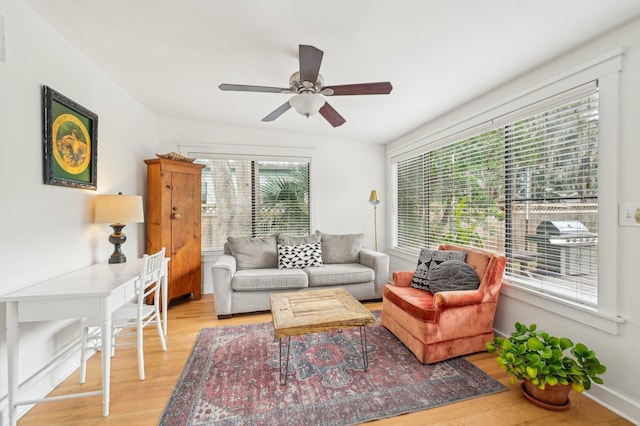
172;207;181;220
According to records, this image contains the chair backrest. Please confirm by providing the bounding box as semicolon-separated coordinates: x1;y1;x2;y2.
137;247;166;306
438;244;506;302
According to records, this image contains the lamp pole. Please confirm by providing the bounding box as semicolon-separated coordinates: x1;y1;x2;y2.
373;204;378;251
369;190;380;251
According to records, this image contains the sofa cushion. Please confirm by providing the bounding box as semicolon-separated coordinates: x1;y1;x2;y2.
319;232;363;264
227;234;278;269
232;268;308;291
278;242;324;269
428;260;480;293
305;263;374;287
277;232;321;245
383;284;437;322
410;249;467;291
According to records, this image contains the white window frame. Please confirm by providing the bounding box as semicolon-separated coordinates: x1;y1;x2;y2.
387;49;625;334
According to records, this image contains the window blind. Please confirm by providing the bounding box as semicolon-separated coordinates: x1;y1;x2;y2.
395;129;505;254
505;92;599;304
199;158;310;251
395;154;428;251
253;161;310;237
394;86;599;305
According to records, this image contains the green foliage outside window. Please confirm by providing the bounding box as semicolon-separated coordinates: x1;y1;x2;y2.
255;165;310;236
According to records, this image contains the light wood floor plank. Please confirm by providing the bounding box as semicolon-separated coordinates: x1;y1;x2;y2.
18;295;632;425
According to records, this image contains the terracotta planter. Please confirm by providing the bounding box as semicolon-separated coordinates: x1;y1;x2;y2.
522;380;571;409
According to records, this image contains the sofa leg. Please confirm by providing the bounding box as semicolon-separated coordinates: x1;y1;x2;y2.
217;314;232;319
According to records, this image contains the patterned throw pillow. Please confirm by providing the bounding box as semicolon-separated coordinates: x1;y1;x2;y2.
410;249;467;291
278;242;324;269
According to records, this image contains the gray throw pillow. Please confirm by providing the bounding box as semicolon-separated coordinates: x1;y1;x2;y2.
318;232;363;264
428;260;480;293
227;234;278;269
277;231;321;245
410;249;467;291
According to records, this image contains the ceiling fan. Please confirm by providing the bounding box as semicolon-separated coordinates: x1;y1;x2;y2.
219;45;393;127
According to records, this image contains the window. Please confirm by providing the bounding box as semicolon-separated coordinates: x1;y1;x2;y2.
394;86;599;306
198;158;310;251
395;129;504;254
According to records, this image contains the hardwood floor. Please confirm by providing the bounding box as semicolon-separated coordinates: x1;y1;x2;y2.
18;295;631;425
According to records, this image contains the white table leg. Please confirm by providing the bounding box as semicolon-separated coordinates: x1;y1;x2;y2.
7;302;19;426
162;262;168;335
101;312;112;417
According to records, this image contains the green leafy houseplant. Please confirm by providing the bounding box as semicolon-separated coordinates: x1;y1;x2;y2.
487;322;606;394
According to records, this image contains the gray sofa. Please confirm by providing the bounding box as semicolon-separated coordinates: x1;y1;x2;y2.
211;231;389;317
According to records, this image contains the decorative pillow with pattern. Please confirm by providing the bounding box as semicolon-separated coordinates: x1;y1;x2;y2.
410;249;467;291
278;242;324;269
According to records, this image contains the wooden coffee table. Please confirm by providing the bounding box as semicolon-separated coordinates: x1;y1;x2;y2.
270;287;376;385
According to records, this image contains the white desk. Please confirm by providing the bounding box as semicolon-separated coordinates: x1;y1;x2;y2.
0;258;169;426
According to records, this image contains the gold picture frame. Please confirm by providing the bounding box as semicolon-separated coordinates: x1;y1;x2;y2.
43;86;98;189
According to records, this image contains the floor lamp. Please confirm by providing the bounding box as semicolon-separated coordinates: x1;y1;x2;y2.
369;190;380;251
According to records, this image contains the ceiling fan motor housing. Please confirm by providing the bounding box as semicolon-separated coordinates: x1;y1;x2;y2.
289;71;324;94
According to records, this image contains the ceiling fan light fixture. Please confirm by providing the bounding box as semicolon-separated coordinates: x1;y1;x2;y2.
289;92;325;118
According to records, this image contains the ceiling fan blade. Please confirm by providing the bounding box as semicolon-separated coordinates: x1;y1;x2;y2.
262;101;292;122
319;102;346;127
299;45;323;84
219;84;290;94
323;82;393;96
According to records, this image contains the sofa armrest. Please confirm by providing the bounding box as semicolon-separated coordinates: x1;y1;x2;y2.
212;254;237;317
391;271;414;287
359;248;389;298
433;289;484;311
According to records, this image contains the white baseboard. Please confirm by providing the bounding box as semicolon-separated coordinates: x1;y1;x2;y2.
584;384;640;424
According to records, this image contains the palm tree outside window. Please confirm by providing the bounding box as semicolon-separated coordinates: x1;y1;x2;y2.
198;158;310;251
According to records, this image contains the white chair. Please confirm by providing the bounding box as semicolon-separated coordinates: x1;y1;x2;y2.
80;248;168;382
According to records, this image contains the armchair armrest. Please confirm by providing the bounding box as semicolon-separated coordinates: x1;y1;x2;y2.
211;254;237;317
391;271;414;287
433;289;484;311
359;248;390;298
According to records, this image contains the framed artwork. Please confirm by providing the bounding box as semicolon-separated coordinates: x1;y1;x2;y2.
42;86;98;189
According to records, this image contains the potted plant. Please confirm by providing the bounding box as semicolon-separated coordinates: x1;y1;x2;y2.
487;322;606;408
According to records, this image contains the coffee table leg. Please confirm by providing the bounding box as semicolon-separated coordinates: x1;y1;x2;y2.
278;336;291;385
360;326;369;371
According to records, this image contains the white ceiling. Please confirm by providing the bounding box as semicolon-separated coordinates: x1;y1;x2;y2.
23;0;640;144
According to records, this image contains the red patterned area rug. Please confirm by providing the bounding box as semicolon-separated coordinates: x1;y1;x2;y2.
160;314;507;425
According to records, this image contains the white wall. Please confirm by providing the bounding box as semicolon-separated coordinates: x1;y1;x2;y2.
0;0;157;421
385;17;640;423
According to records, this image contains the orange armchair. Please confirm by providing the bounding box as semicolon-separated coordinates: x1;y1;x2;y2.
381;244;506;364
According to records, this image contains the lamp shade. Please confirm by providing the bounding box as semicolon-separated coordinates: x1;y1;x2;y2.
95;193;144;224
369;190;380;206
289;92;325;117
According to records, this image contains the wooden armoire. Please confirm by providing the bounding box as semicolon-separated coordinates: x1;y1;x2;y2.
144;158;205;303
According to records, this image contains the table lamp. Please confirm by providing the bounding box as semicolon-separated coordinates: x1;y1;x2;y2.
95;193;144;263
